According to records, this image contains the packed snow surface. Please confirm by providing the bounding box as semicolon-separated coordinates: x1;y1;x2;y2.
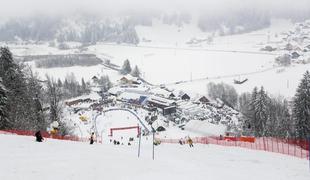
0;134;309;180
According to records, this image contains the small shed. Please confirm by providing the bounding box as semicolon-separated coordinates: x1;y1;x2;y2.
119;77;131;84
181;93;190;100
92;76;99;82
198;96;210;104
291;52;300;59
168;93;176;99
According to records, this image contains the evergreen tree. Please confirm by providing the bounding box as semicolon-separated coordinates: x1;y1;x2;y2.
0;78;8;129
99;75;113;92
278;100;292;138
207;82;238;108
131;65;141;77
0;47;31;129
293;71;310;139
57;78;63;87
253;87;269;136
247;87;258;134
0;47;48;130
46;76;63;123
81;78;88;93
120;59;132;75
24;67;46;130
238;92;253;134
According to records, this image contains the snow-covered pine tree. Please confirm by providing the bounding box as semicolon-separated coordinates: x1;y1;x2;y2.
257;87;269;136
278;100;293;138
131;65;141;77
98;75;112;92
57;78;63;87
238;92;253;134
120;59;132;75
0;78;8;129
0;47;31;129
293;71;310;139
81;78;87;93
252;87;269;136
24;68;46;130
45;75;63;123
247;87;258;135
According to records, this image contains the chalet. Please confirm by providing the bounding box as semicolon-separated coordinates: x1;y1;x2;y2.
291;52;301;59
119;77;131;84
181;93;190;100
92;76;99;83
119;74;141;85
168;93;176;99
198;96;210;104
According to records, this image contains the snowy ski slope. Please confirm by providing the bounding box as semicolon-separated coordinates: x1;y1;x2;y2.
0;134;309;180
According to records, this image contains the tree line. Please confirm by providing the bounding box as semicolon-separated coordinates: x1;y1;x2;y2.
0;47;91;134
207;72;310;139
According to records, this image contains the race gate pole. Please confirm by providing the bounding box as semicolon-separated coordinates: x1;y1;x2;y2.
138;126;141;158
152;132;155;160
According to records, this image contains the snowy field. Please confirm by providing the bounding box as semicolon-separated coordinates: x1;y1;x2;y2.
5;19;308;97
0;134;309;180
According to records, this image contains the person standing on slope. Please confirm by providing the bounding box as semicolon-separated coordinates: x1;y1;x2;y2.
35;130;44;142
89;132;95;145
188;137;194;148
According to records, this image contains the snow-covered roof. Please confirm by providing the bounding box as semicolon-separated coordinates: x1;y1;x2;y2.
147;95;175;107
118;92;144;100
149;87;172;97
121;74;139;82
108;87;125;95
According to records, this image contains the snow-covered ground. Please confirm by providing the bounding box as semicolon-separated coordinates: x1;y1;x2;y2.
0;134;309;180
5;18;309;97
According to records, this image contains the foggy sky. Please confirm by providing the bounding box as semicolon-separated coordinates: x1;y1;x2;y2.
0;0;309;17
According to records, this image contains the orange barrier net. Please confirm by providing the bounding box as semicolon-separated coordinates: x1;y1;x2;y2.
156;136;309;159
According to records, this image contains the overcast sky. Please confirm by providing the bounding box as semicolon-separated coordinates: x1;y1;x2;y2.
0;0;309;17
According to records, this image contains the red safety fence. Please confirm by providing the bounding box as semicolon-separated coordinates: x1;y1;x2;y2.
0;129;88;142
156;136;310;159
1;130;309;159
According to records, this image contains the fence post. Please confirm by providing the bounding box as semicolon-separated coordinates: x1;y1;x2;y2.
263;137;267;151
276;138;280;153
271;138;274;152
294;138;296;157
300;139;303;158
288;139;290;155
282;140;284;154
308;137;310;170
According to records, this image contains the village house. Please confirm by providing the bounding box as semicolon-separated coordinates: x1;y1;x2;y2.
181;93;191;100
119;74;141;85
